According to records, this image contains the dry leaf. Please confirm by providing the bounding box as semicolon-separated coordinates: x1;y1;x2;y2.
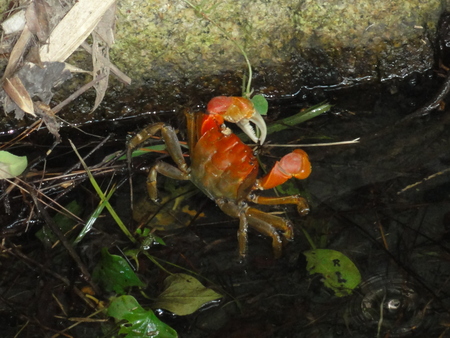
2;26;33;81
3;76;35;117
91;33;110;112
39;0;116;62
94;3;115;47
26;0;50;43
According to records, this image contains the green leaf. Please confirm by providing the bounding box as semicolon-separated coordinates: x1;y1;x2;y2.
93;248;145;294
152;273;222;315
0;150;27;178
304;249;361;297
251;94;268;116
108;295;178;338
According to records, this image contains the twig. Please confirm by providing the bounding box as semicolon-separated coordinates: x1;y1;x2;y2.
2;241;99;310
397;167;450;194
29;189;101;295
2;177;84;224
52;74;107;113
262;138;360;147
400;72;450;122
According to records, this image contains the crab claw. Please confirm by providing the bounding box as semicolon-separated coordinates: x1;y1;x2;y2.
207;96;267;145
236;113;266;145
257;149;311;190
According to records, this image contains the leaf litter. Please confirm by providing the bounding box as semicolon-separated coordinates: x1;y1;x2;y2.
0;0;130;139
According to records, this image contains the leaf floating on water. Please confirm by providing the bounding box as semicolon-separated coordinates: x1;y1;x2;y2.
153;273;222;316
2;76;35;117
35;200;83;247
304;249;361;297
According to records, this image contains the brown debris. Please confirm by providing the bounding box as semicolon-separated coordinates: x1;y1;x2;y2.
25;0;50;43
0;0;130;134
91;4;116;112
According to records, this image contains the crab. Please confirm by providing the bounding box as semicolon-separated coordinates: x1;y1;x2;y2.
128;96;311;258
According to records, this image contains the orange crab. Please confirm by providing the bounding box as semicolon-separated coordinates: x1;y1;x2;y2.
128;96;311;258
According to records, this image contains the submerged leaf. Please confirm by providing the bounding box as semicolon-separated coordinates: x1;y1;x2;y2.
108;295;178;338
0;151;27;179
304;249;361;297
36;200;83;246
93;248;145;294
153;273;222;316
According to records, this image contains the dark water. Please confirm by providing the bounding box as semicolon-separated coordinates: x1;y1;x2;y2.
1;68;450;338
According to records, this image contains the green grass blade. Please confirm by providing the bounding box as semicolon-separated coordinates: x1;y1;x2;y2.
69;140;136;243
73;184;117;245
266;102;332;135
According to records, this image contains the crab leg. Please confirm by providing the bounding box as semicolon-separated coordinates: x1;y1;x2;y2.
245;207;295;258
238;212;249;258
248;195;310;216
147;161;189;201
246;207;294;239
128;123;190;202
216;198;250;258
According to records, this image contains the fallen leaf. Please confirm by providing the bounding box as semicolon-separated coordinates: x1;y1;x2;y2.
304;249;361;297
3;76;35;116
2;26;33;80
152;273;222;316
26;0;50;42
0;151;28;179
39;0;117;62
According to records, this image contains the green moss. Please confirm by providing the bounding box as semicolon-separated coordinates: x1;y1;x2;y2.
110;0;441;89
